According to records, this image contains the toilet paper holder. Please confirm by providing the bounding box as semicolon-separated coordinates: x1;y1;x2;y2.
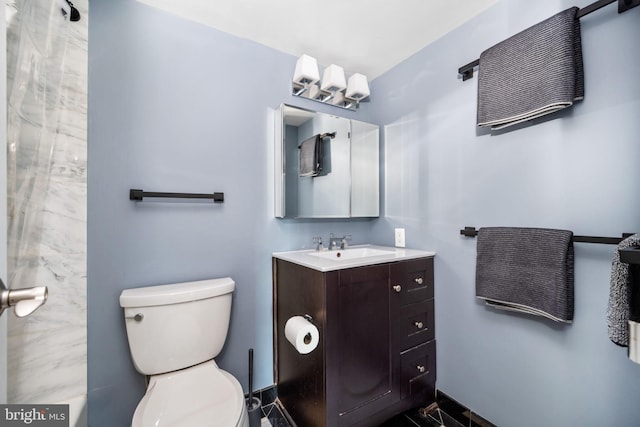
285;314;320;354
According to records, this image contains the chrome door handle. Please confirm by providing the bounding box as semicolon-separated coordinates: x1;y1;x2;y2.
0;278;48;318
414;277;423;285
393;285;402;293
415;321;424;329
416;365;426;373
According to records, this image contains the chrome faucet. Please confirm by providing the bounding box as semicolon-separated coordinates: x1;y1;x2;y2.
329;233;352;250
312;236;325;251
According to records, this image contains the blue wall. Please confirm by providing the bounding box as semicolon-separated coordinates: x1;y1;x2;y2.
88;0;640;426
87;1;376;426
368;0;640;426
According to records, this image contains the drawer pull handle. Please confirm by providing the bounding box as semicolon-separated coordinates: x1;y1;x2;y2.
414;321;424;329
414;277;424;285
393;285;402;293
416;365;426;373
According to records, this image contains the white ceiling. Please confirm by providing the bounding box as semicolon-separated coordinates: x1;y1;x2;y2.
135;0;496;79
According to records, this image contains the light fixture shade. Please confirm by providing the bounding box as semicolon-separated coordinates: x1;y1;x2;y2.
293;54;320;84
321;64;347;92
346;73;370;99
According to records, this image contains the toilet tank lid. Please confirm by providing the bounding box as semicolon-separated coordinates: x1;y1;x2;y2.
119;277;235;308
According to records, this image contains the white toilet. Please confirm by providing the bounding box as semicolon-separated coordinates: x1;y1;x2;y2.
119;277;249;427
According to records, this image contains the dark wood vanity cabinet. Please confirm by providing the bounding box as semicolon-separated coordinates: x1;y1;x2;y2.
273;256;436;427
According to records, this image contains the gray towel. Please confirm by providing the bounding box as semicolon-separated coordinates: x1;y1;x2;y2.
607;234;640;346
299;135;322;177
477;7;584;130
476;227;574;323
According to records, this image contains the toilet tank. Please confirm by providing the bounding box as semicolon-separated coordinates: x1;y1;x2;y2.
119;278;235;376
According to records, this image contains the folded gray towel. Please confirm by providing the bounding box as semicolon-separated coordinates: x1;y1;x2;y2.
476;227;574;323
477;7;584;130
299;135;321;177
607;234;640;346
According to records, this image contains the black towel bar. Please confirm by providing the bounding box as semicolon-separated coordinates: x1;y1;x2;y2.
457;0;639;81
619;247;640;265
129;189;224;203
460;226;634;245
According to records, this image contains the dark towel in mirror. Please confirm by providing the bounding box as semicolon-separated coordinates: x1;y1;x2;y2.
299;134;322;177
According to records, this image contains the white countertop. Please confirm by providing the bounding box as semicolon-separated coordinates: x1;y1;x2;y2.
273;244;436;272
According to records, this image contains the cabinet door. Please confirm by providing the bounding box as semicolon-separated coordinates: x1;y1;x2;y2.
332;264;397;420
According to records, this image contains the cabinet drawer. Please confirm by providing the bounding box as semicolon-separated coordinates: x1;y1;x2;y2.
390;258;434;306
399;299;435;351
400;340;436;400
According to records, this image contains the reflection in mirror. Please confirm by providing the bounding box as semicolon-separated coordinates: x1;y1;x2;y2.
274;105;379;218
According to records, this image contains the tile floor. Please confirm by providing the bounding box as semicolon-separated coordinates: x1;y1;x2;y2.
260;402;290;427
252;387;494;427
380;407;465;427
258;404;465;427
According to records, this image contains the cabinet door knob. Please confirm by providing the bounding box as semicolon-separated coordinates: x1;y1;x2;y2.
414;277;423;285
393;285;402;293
414;321;424;329
416;365;426;373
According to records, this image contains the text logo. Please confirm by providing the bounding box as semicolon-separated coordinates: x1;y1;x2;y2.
0;405;68;426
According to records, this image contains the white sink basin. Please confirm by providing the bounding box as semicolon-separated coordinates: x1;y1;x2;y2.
308;247;396;261
273;245;436;272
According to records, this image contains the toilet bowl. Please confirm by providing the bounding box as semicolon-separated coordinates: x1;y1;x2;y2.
120;278;249;427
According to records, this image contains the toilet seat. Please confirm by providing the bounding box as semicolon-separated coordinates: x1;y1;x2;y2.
132;360;248;427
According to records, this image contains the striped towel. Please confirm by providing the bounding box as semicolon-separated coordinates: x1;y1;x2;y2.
477;7;584;130
607;234;640;346
475;227;574;323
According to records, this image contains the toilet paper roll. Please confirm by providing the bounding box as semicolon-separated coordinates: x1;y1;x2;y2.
284;316;319;354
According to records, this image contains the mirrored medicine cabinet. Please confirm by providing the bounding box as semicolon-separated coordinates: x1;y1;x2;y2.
274;104;380;218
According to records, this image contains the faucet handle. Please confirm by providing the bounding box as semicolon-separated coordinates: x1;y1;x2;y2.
312;236;324;251
342;234;352;248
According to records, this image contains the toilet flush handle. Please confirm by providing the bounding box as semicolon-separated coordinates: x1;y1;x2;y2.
126;313;144;322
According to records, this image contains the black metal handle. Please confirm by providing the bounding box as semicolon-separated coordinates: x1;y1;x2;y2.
619;247;640;264
129;189;224;203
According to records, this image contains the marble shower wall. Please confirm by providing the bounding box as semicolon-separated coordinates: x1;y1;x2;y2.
6;0;87;404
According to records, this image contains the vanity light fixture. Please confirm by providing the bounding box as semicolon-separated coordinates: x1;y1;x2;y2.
345;73;370;101
292;54;320;92
320;64;347;93
291;55;370;111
